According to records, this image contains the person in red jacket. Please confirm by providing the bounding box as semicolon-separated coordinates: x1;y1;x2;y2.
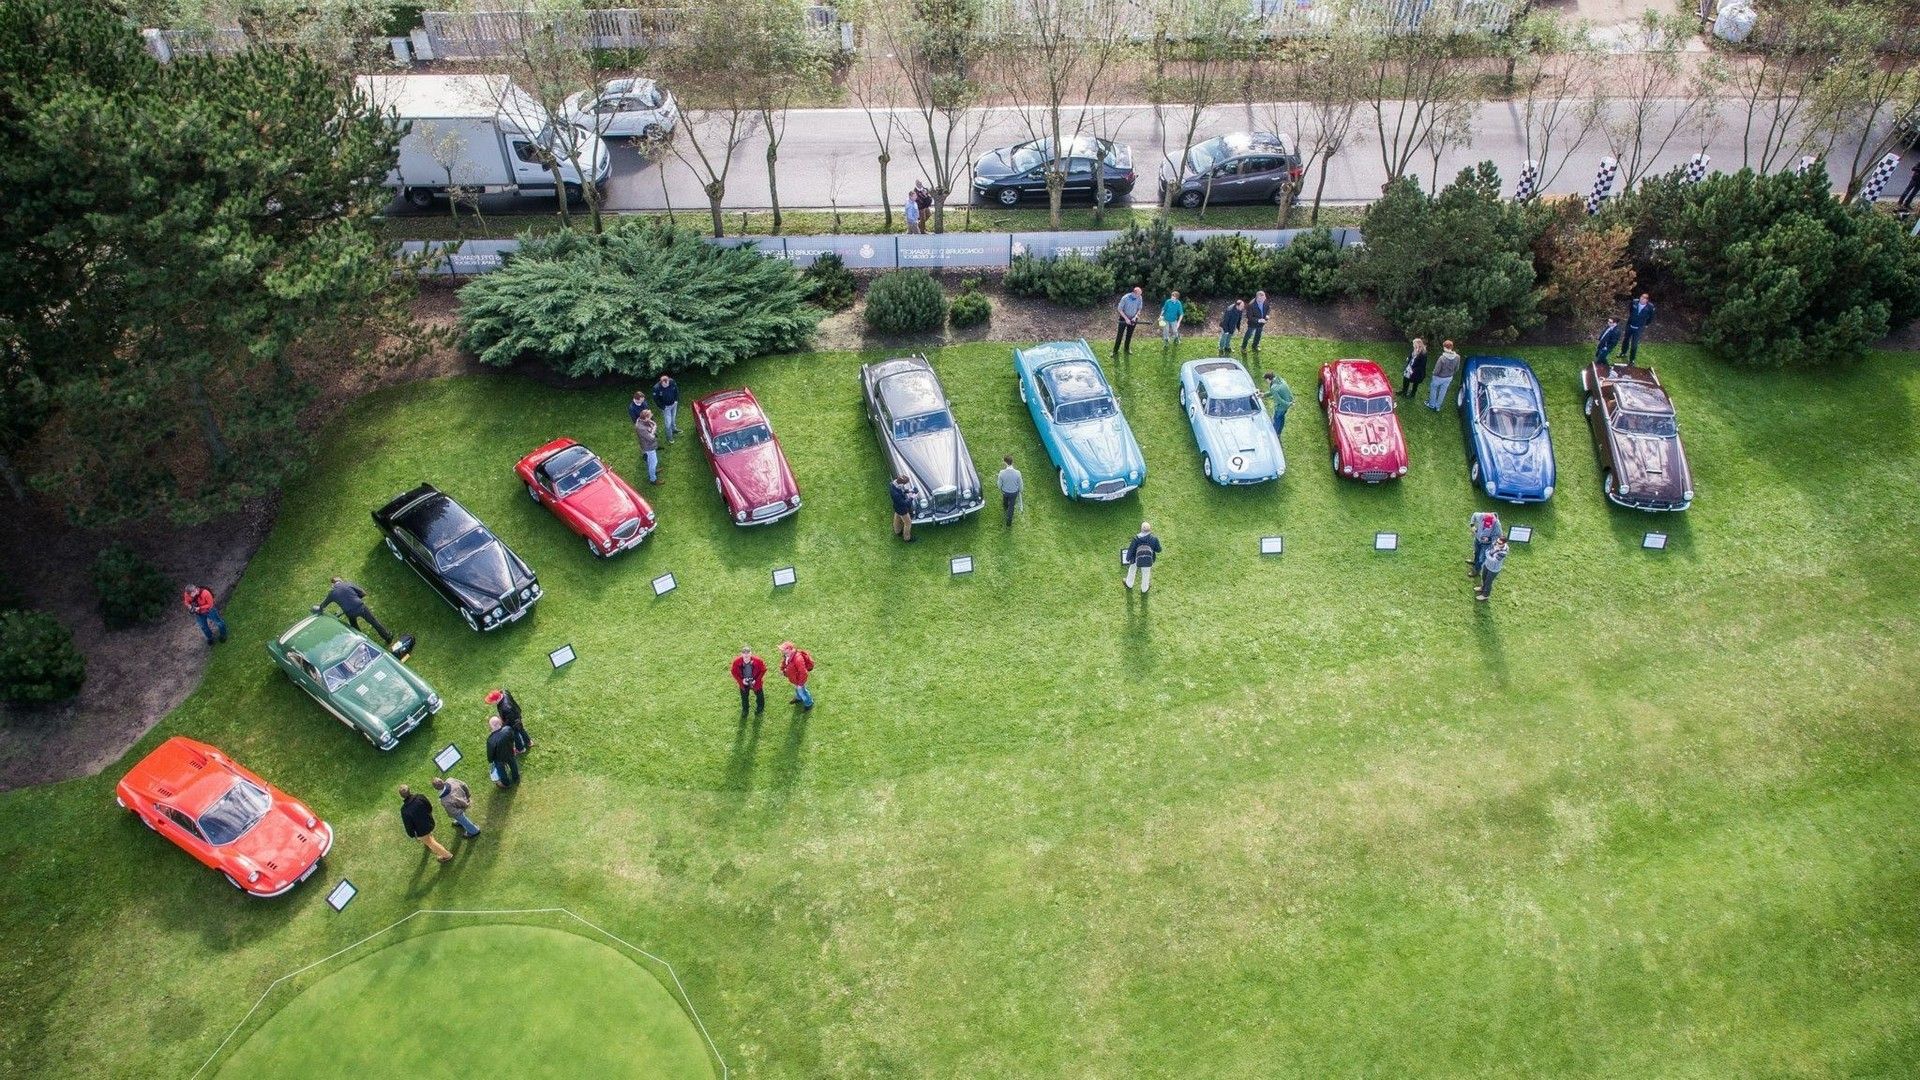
778;640;815;710
180;583;228;646
730;645;766;716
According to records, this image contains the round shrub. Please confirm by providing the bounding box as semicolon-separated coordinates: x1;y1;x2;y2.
1004;253;1050;298
0;610;86;704
1190;234;1277;299
863;270;948;334
948;289;992;328
1038;253;1115;307
802;253;857;312
1275;227;1348;304
1180;299;1208;328
91;544;173;629
1099;217;1195;301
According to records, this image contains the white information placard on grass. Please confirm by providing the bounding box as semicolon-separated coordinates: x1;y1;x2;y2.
1374;532;1399;551
1259;535;1285;555
651;573;677;596
950;555;974;576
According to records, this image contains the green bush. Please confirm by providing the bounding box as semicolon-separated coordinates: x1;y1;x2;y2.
863;270;948;334
948;288;992;328
458;220;822;379
1188;234;1275;299
91;544;173;629
1275;227;1349;304
0;610;85;704
1003;253;1115;307
1100;217;1196;301
1004;253;1050;298
1180;299;1208;328
802;253;857;312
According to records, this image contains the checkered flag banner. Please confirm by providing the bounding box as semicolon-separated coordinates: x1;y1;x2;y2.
1857;153;1901;204
1512;160;1540;202
1585;157;1619;215
1682;153;1710;185
1796;155;1819;176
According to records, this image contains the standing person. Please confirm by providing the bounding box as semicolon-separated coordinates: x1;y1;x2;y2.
1217;299;1244;356
634;407;661;485
997;455;1023;526
731;646;766;716
778;640;815;710
1400;337;1429;399
1476;536;1510;602
1242;290;1269;350
915;183;933;228
889;475;916;543
1426;341;1461;411
399;785;452;863
1469;511;1504;578
487;688;530;752
1121;521;1163;594
180;583;228;646
315;577;393;645
1263;371;1294;438
486;716;520;788
1160;291;1184;345
628;389;648;422
1113;286;1144;356
1596;317;1622;366
1899;159;1920;212
1624;292;1656;362
653;374;679;442
903;189;922;235
431;776;481;839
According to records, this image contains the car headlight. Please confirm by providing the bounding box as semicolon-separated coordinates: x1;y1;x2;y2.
428;692;442;709
1344;467;1355;476
736;509;748;521
1542;484;1553;499
916;493;929;507
1484;479;1496;495
1080;478;1091;491
1397;466;1408;476
1619;482;1630;494
519;587;532;600
247;868;262;883
1128;469;1140;482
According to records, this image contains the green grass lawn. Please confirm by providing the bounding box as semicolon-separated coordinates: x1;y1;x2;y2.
1;336;1917;1078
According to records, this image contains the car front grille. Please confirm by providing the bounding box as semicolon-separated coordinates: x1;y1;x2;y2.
1093;479;1128;495
931;486;958;510
752;501;788;520
1361;470;1389;482
613;519;641;540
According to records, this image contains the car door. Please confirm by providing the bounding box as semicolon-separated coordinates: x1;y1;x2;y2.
1032;377;1063;467
508;136;555;189
1062;157;1096;201
1592;383;1619;470
157;804;214;867
1205;158;1250;202
1238;156;1287;202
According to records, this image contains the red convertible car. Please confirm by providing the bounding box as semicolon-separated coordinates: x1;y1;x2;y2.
515;437;657;556
115;737;333;897
694;387;801;525
1317;359;1409;482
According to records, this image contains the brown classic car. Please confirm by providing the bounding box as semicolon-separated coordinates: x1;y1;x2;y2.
1580;361;1693;511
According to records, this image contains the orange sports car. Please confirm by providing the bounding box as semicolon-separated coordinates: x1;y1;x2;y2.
115;736;333;897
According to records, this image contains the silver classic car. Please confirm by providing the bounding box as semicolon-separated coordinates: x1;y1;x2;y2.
860;355;985;524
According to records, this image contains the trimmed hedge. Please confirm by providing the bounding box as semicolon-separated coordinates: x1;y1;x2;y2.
1274;227;1348;304
948;285;992;328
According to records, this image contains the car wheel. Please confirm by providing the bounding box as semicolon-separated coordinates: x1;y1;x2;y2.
140;813;157;831
224;873;247;891
1179;190;1202;209
1316;382;1326;406
1058;469;1070;498
404;187;435;210
641;123;663;140
1332;450;1343;475
1470;459;1481;484
1179;386;1188;409
1018;381;1028;404
1457;385;1465;407
564;182;584;206
1584;395;1594;417
714;476;723;495
1270;186;1289;205
1201;453;1213;480
997;188;1020;207
462;609;479;631
588;536;606;557
385;537;403;560
1098;187;1117;206
527;483;541;503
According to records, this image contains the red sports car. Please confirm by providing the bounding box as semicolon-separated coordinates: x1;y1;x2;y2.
694;387;801;525
1318;359;1410;482
515;437;657;556
115;737;333;897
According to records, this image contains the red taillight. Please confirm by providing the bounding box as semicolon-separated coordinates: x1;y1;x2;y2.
1290;167;1304;181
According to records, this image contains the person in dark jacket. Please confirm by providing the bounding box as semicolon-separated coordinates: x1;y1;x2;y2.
487;688;530;752
731;646;766;716
1900;160;1920;212
889;475;916;542
1596;317;1622;365
181;584;228;646
485;716;520;788
1624;293;1655;361
628;389;648;422
1476;536;1510;601
399;784;452;862
1122;521;1163;594
1241;290;1269;350
1217;300;1244;356
316;577;392;645
1400;337;1429;398
653;374;680;441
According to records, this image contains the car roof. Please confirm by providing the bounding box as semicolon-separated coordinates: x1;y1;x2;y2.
1332;360;1391;397
1218;131;1290;155
1040;359;1110;402
1018;135;1111;160
1614;383;1674;414
395;489;480;548
602;77;655;95
698;389;768;435
876;366;946;417
1195;362;1255;396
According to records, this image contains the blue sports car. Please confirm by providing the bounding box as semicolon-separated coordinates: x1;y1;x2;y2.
1178;358;1284;485
1457;355;1556;503
1014;340;1146;500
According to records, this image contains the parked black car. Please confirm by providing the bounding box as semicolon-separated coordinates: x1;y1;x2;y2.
1159;132;1303;208
972;136;1135;207
859;355;984;524
372;483;541;631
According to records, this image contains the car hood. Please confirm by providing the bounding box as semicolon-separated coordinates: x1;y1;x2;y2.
342;657;427;727
1060;416;1143;480
895;429;976;494
974;147;1020;182
441;543;530;607
234;805;327;876
1478;429;1555;492
570;474;644;529
1614;433;1689;498
1334;412;1403;464
719;443;795;505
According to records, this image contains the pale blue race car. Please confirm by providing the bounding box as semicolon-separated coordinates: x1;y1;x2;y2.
1014;340;1146;500
1179;358;1284;485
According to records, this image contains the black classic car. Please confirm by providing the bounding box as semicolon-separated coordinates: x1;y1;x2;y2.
1579;362;1694;511
972;136;1135;207
1159;131;1303;208
859;355;985;524
372;483;542;630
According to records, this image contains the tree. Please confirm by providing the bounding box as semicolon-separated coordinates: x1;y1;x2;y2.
1259;32;1366;226
659;2;766;237
1534;201;1634;329
1804;1;1920;198
1503;12;1604;193
1000;0;1129;229
739;0;835;234
880;0;994;234
1359;22;1480;184
1147;0;1252;215
1720;0;1841;173
1601;12;1723;189
847;38;906;232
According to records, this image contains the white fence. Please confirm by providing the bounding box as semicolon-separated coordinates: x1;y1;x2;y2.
977;0;1519;39
139;27;250;61
421;6;851;60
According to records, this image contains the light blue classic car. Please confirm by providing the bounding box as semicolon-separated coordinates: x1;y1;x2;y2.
1458;355;1556;503
1179;358;1284;485
1014;340;1146;500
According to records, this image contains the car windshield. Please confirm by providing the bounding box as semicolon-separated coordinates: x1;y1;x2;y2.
197;779;271;846
1056;396;1116;423
321;640;383;693
1010;143;1048;172
712;423;773;456
892;410;953;440
1187;137;1229;174
434;528;495;571
548;449;604;496
1205;394;1260;418
1614;411;1677;437
1338;395;1392;415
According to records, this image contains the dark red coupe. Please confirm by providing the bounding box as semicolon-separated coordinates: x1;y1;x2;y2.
515;438;656;556
694;387;801;525
1317;359;1409;482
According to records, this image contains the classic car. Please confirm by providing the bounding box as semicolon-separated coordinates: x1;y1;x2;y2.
562;77;679;139
860;355;985;524
973;136;1135;207
372;483;541;631
1317;359;1409;482
1457;355;1556;503
267;614;441;750
1159;131;1304;209
115;737;333;897
694;387;802;525
1179;358;1285;484
1015;339;1146;500
1580;361;1693;511
515;438;657;556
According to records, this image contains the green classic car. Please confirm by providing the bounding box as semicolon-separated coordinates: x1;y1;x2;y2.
267;615;442;750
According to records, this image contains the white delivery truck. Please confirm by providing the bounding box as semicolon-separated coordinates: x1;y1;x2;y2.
356;74;610;209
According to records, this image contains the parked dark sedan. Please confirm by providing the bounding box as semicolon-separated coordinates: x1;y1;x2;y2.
1580;361;1693;511
372;483;542;630
972;136;1134;207
1159;131;1303;209
860;355;984;524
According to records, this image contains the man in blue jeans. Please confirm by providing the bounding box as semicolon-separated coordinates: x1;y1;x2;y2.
180;584;228;646
653;374;679;441
1624;293;1655;361
431;776;482;839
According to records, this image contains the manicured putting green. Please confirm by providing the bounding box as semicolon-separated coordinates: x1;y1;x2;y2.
215;925;714;1079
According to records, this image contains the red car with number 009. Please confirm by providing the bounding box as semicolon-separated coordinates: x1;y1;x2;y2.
1318;359;1410;482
